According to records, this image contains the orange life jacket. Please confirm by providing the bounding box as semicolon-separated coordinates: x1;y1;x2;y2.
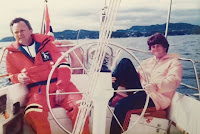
6;34;72;91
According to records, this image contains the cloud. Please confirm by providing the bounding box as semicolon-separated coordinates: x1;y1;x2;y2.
170;9;200;25
0;0;199;39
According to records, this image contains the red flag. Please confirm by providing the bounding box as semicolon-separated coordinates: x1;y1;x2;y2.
42;4;54;37
44;5;50;34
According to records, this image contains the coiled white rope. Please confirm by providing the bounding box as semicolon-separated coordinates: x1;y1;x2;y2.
72;0;121;133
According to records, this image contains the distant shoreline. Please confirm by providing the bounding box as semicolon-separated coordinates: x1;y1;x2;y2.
1;23;200;42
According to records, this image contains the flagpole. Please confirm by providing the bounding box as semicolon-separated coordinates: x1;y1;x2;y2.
40;0;48;34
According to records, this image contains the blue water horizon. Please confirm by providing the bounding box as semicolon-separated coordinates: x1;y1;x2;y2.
0;35;199;97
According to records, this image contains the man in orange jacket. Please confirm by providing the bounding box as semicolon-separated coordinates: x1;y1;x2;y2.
6;17;90;134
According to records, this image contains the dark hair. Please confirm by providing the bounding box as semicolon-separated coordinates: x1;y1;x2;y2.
10;17;32;33
147;33;169;52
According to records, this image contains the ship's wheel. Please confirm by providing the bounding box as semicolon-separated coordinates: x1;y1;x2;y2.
46;42;150;134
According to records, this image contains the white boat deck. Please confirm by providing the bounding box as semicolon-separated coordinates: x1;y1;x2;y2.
0;74;199;134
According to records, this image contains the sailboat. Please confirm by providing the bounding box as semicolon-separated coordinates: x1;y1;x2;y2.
0;0;200;134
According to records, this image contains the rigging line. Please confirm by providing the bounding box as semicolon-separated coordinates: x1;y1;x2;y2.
101;1;120;51
73;60;102;132
81;10;113;100
99;0;117;42
86;0;120;102
98;0;115;41
77;0;113;122
100;0;120;71
73;51;102;132
73;83;92;133
73;0;121;133
93;0;120;104
89;0;119;118
95;0;120;73
86;3;121;133
74;69;97;125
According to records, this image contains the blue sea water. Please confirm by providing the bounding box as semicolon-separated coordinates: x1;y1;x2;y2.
0;35;199;96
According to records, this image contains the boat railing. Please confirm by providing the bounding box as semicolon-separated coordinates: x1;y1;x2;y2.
83;41;200;98
56;43;85;74
126;47;200;98
179;57;200;90
2;41;199;99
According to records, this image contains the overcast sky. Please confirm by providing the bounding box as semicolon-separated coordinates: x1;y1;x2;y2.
0;0;199;39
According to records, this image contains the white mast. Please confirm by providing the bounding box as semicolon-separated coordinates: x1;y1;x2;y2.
165;0;173;38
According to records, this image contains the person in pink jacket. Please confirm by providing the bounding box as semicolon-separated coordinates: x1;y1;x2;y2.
110;33;183;134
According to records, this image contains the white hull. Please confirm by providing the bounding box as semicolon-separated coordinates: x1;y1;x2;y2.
1;74;200;134
168;92;200;134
